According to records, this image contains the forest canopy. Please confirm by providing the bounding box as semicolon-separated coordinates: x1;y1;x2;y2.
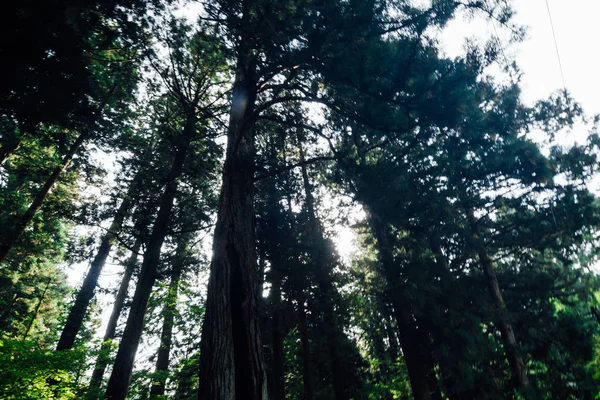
1;0;599;399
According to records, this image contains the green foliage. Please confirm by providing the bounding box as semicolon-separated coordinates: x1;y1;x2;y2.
0;340;88;399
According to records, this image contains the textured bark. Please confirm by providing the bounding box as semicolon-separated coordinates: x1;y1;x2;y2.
465;207;529;388
0;131;88;263
88;237;142;394
198;56;267;399
370;215;441;400
104;131;191;400
150;238;187;398
57;175;140;351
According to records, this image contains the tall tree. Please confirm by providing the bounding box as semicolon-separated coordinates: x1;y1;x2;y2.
150;235;190;398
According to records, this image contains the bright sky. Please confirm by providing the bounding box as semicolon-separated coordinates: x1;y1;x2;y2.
335;0;600;259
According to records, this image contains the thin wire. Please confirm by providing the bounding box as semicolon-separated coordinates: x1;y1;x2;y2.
484;0;516;84
544;0;567;92
490;18;515;84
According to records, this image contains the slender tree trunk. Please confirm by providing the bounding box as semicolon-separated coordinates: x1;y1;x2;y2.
88;236;142;395
104;130;191;400
198;56;267;399
285;178;315;400
0;81;119;264
268;273;285;400
0;132;88;263
300;159;347;400
174;355;198;400
0;136;21;166
150;237;187;398
22;277;51;340
464;207;529;388
297;291;316;400
57;175;140;351
370;215;441;400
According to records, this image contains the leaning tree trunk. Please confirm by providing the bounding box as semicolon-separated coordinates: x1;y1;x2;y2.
0;131;88;263
370;215;441;400
0;132;22;166
104;130;192;400
464;207;529;388
198;56;267;399
150;236;187;398
22;277;52;340
57;174;140;351
0;85;117;264
88;236;142;395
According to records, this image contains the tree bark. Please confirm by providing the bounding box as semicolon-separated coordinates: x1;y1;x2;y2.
88;236;142;395
56;174;140;351
0;131;88;263
370;215;441;400
464;207;529;388
104;130;191;400
150;237;187;398
198;52;267;399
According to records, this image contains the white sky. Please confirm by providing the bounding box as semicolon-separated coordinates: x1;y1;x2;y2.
335;0;600;258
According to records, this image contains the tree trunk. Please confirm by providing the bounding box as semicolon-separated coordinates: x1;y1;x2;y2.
0;135;21;166
150;237;187;398
22;277;51;340
88;236;142;395
104;131;191;400
0;131;88;263
297;291;315;400
198;56;267;399
57;174;140;351
464;207;529;388
0;82;118;264
370;215;441;400
300;159;347;400
174;355;199;400
268;273;285;400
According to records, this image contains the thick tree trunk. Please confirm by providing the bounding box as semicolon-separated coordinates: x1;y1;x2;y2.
464;207;529;388
0;132;88;263
57;175;140;351
88;236;142;395
150;237;187;398
198;57;267;399
370;215;441;400
104;132;191;400
297;291;316;400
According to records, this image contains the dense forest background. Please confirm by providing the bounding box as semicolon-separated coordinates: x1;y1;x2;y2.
1;0;600;399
